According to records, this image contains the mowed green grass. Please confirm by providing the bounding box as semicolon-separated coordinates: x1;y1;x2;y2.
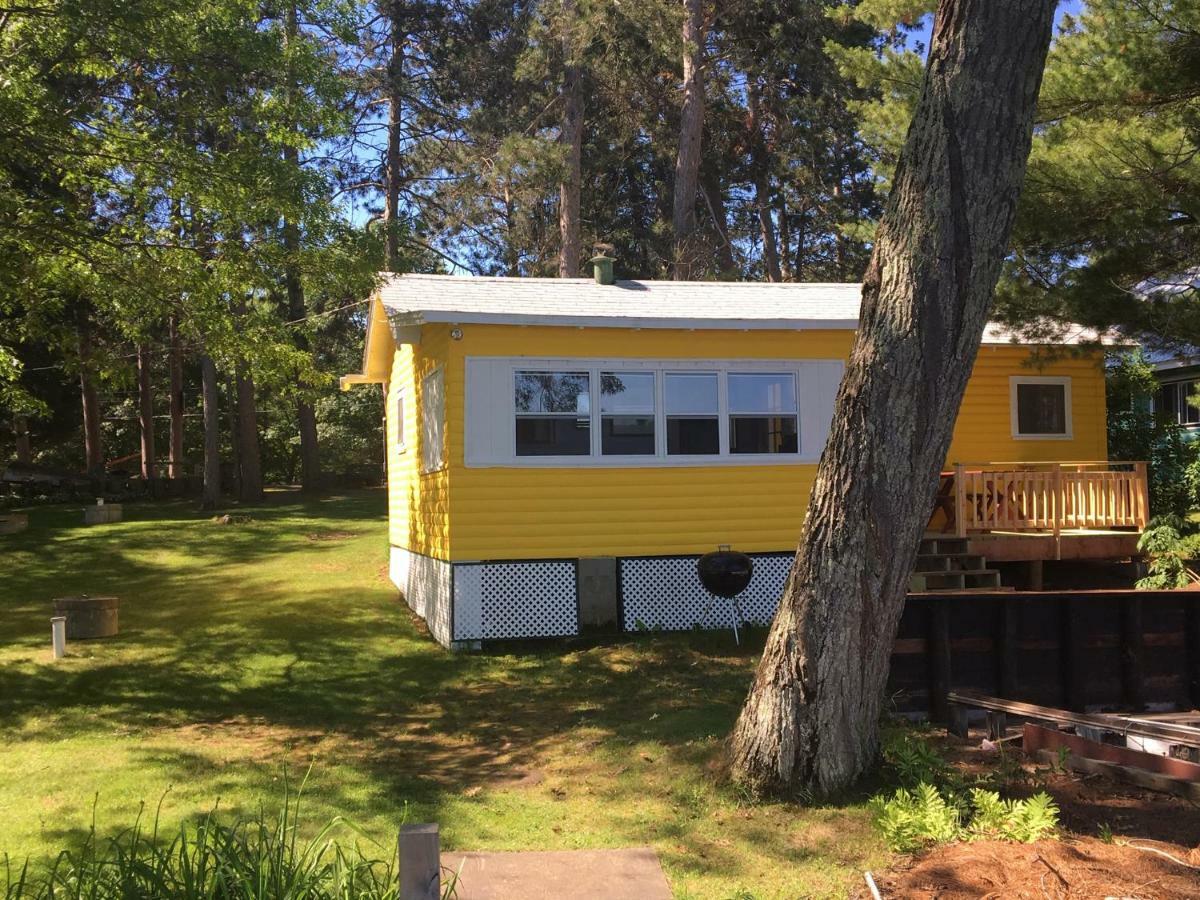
0;490;886;898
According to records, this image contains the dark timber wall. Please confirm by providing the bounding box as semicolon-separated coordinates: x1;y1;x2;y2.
889;591;1200;718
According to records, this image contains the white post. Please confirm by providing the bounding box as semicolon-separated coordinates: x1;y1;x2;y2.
51;616;66;659
398;823;440;900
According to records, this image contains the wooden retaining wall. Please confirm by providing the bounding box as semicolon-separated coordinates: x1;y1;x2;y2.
888;591;1200;718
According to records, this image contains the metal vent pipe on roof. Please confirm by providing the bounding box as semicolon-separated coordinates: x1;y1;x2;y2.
590;253;616;285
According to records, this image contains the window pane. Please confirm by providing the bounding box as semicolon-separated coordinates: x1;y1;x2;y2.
515;371;590;414
1016;383;1066;435
665;373;717;414
600;371;655;414
1185;381;1200;425
728;373;796;413
730;416;798;454
601;416;655;455
666;417;719;455
516;417;591;456
1155;383;1178;419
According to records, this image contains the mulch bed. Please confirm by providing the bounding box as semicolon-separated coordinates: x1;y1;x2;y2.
864;733;1200;898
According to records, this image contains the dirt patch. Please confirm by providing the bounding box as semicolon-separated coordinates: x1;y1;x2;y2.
302;528;352;542
873;838;1200;899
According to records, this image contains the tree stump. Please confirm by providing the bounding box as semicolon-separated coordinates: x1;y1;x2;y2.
52;595;119;639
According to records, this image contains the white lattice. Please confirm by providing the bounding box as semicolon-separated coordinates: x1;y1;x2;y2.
453;561;578;641
390;546;452;646
620;553;791;632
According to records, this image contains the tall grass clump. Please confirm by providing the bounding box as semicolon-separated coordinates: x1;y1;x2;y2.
2;776;447;899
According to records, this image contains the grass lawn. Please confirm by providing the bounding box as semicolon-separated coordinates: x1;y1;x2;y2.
0;489;887;898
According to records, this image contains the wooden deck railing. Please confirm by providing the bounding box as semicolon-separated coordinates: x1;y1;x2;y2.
937;461;1149;538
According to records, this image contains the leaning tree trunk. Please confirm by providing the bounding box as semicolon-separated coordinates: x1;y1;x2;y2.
200;353;220;509
168;315;184;479
729;0;1057;798
77;312;104;476
235;365;263;502
748;84;781;283
136;343;156;483
671;0;704;280
13;415;31;464
558;0;583;278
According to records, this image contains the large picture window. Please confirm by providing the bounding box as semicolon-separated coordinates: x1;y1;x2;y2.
515;371;591;456
728;372;799;454
665;372;720;455
1011;376;1072;439
601;371;655;455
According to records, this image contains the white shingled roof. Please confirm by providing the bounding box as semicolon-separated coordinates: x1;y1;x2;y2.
376;273;1111;345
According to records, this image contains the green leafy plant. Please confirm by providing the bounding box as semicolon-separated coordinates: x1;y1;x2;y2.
967;789;1059;843
0;780;447;900
1136;515;1200;588
868;783;962;853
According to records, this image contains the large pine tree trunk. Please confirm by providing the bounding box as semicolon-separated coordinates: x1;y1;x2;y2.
136;343;157;483
384;1;405;272
235;365;263;502
702;169;735;276
558;0;583;278
77;313;103;476
729;0;1056;798
671;0;704;280
200;353;220;509
168;315;184;479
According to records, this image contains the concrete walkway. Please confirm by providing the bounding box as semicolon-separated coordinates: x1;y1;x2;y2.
441;847;672;899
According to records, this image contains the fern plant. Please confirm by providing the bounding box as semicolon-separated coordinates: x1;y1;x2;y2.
868;783;962;853
967;789;1059;843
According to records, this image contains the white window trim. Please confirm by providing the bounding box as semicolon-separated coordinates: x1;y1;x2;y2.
1010;375;1073;440
465;356;843;468
421;368;446;473
1157;378;1200;427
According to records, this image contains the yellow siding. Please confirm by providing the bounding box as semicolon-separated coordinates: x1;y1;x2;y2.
392;323;1106;561
387;324;452;559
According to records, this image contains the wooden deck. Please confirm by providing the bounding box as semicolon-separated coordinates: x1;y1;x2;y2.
929;461;1148;563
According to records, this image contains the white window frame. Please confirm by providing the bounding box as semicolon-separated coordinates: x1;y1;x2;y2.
421;368;446;473
464;356;844;468
1156;378;1200;427
1010;375;1073;440
726;371;801;455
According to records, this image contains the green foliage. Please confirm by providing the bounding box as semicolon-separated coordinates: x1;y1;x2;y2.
871;731;1059;852
966;789;1059;844
869;783;961;853
1;783;416;900
1136;515;1200;589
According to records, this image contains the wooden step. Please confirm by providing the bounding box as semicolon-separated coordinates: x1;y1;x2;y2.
914;553;987;573
910;569;1002;592
918;537;969;556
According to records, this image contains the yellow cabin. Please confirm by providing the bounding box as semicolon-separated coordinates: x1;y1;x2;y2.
344;271;1129;648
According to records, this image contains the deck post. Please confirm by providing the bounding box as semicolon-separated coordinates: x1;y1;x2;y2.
1133;462;1149;530
954;463;966;538
1052;465;1063;560
928;599;953;723
398;824;440;900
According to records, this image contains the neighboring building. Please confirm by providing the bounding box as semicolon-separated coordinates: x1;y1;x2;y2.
343;268;1140;648
1146;347;1200;433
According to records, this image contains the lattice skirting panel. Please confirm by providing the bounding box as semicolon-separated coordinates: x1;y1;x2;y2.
619;553;792;632
390;546;453;647
452;560;579;641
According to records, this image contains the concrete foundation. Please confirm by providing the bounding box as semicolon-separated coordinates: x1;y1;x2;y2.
577;557;618;628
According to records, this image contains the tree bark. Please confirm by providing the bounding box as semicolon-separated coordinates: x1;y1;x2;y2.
136;343;156;482
671;0;704;280
226;376;241;497
168;315;184;479
235;364;263;502
200;353;220;509
557;0;583;278
13;415;31;464
728;0;1056;798
77;312;103;476
384;1;405;272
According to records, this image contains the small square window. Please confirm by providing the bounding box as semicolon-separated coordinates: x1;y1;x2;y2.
728;372;799;454
1012;378;1070;438
665;372;719;455
515;371;591;456
601;371;655;456
421;369;445;472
